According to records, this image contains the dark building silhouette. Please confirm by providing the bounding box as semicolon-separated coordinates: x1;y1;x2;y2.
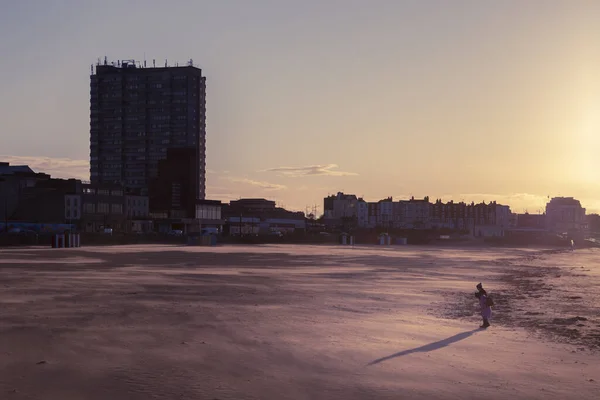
148;147;198;219
8;177;129;232
222;198;305;236
587;214;600;233
90;59;206;199
9;178;81;224
229;198;277;215
223;198;304;220
0;162;34;175
516;213;547;229
0;162;48;223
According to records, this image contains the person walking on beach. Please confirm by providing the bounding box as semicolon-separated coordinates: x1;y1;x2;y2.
475;282;492;329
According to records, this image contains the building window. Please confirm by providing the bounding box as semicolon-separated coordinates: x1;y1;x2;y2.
97;203;109;213
97;189;109;196
197;205;221;220
84;203;96;214
111;204;123;214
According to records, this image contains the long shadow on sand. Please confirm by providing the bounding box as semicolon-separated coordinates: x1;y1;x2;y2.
367;329;480;366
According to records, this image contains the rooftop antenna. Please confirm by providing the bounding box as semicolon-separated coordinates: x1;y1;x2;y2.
104;56;108;65
153;59;156;68
143;52;146;67
189;58;193;66
97;57;101;66
165;59;167;67
90;64;93;74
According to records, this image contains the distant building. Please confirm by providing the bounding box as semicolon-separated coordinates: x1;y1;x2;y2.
229;198;276;215
195;199;224;232
367;201;378;228
0;162;49;223
148;147;198;219
545;197;587;234
349;194;512;234
4;167;150;233
125;190;151;233
224;198;304;235
587;214;600;234
377;197;394;228
515;213;546;230
125;192;149;220
468;201;512;237
508;212;518;228
400;197;431;229
495;204;511;228
355;196;433;229
431;200;467;230
227;217;256;236
323;192;358;220
65;193;82;222
262;218;305;234
10;178;82;225
90;59;206;199
81;183;126;232
357;199;369;228
391;201;406;228
0;162;34;176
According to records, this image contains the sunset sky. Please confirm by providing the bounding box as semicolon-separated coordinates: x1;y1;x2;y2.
1;0;599;214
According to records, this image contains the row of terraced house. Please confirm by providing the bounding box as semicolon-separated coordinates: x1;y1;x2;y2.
324;192;589;238
324;192;512;237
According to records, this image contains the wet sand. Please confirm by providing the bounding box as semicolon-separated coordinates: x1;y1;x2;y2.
1;244;598;399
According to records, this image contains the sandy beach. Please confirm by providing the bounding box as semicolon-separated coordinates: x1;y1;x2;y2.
1;244;598;399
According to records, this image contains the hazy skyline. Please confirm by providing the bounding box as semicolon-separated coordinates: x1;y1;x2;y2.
1;1;599;213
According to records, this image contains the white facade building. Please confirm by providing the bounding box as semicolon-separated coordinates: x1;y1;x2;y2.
377;198;394;228
357;199;369;228
545;197;587;234
401;198;431;229
323;192;358;220
495;204;511;228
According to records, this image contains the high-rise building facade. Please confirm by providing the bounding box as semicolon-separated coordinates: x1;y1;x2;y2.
90;59;206;199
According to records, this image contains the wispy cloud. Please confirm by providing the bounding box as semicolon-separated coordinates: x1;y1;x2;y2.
228;178;286;191
205;184;235;200
0;155;89;180
265;164;357;177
